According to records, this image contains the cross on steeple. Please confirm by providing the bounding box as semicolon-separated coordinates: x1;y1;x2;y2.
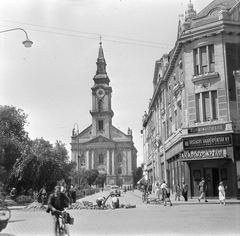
99;35;102;45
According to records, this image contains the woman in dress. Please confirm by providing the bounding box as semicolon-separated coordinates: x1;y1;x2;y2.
218;182;226;205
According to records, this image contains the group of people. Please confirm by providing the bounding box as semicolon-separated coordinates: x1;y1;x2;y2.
96;195;120;209
140;177;227;206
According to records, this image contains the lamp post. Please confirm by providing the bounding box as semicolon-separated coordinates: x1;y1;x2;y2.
0;28;33;47
73;123;80;186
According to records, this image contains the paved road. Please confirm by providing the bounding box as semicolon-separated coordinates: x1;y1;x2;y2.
1;190;240;236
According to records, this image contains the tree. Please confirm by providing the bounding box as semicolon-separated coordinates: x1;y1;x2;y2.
84;169;99;186
6;138;75;193
0;105;29;182
94;173;107;187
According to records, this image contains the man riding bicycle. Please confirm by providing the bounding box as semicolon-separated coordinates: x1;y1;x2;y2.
47;186;70;236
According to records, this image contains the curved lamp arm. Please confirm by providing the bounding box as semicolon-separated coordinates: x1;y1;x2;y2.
0;28;33;47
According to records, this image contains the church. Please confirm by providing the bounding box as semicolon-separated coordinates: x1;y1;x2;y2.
70;42;138;187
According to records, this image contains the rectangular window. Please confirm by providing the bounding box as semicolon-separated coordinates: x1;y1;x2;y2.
200;46;208;74
195;91;218;122
209;45;215;72
202;92;210;121
193;45;215;75
196;93;201;122
98;120;103;130
211;91;218;120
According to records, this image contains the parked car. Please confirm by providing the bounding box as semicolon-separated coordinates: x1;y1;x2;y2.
110;185;121;197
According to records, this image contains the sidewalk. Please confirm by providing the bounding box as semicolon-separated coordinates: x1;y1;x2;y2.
130;189;240;205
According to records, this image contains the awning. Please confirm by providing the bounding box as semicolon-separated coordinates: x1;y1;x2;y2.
137;175;148;184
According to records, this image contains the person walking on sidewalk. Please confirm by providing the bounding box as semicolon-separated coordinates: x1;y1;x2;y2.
218;182;226;205
175;183;181;201
182;181;188;201
162;183;172;206
198;178;208;203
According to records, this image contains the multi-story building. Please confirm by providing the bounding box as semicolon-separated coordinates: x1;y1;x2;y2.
142;0;240;198
70;42;137;188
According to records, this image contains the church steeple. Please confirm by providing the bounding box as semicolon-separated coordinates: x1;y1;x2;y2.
93;41;110;85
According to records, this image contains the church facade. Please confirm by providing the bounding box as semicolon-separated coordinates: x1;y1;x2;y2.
70;43;138;187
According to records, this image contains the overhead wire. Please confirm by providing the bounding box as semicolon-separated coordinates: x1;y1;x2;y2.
0;19;174;49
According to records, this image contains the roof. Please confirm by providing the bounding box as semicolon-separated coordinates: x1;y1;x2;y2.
197;0;238;18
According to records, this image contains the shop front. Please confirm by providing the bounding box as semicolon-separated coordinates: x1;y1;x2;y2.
182;133;237;197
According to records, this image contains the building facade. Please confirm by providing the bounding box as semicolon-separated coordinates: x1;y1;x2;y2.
71;42;137;188
142;0;240;198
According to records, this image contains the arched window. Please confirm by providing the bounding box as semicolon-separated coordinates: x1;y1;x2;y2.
98;100;103;111
117;153;122;163
118;168;122;175
99;154;104;164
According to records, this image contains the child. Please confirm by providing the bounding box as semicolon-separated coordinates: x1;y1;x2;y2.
218;182;226;206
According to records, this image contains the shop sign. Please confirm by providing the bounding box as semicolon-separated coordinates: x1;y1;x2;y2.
183;134;232;149
181;148;228;160
188;124;225;134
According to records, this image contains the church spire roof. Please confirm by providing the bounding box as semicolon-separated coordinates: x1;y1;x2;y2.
93;40;110;85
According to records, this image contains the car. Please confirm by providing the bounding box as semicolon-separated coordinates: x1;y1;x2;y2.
110;185;121;197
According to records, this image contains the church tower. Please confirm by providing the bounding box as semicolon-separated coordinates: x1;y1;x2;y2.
71;42;138;188
90;42;114;139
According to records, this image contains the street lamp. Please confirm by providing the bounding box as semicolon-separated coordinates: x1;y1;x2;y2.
0;28;33;47
72;123;80;185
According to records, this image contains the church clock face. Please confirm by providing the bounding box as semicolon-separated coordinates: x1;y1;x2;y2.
96;88;105;98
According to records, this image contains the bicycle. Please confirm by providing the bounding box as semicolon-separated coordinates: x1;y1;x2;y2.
54;210;72;236
0;205;11;232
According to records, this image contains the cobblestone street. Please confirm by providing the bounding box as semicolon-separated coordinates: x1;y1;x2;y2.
1;190;240;236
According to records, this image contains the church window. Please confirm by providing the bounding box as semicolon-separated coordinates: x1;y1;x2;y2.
98;120;103;130
99;154;104;164
98;100;103;111
118;168;122;175
117;153;122;163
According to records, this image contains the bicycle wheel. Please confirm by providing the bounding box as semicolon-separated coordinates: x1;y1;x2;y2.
0;206;11;221
64;224;70;236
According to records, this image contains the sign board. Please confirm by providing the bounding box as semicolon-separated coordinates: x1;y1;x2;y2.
188;124;225;134
181;148;228;161
183;134;232;149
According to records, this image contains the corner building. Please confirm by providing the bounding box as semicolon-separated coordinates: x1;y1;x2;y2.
142;0;240;198
70;43;137;188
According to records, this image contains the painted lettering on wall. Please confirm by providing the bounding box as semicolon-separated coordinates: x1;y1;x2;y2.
181;148;228;160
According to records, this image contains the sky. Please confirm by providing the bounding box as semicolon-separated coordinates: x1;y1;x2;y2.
0;0;213;166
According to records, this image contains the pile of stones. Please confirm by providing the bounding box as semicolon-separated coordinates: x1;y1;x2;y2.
22;202;47;211
22;200;136;211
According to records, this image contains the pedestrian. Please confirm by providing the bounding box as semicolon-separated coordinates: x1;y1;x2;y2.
198;178;208;203
155;185;161;200
10;187;17;201
70;184;77;203
218;182;226;205
111;196;120;209
162;183;172;206
38;186;47;205
182;181;188;201
160;180;167;201
175;183;181;201
148;184;152;194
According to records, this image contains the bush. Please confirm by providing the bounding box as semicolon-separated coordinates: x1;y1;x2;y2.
16;195;33;204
